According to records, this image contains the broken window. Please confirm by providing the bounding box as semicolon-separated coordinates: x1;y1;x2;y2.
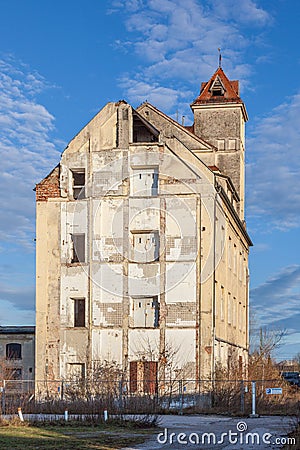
71;233;85;263
132;111;159;143
74;298;85;327
131;231;159;262
72;170;85;199
129;360;158;394
5;368;22;380
131;167;159;196
131;296;160;328
6;343;22;360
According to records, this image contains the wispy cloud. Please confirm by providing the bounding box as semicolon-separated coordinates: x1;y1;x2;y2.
113;0;270;112
209;0;270;26
247;92;300;229
251;265;300;329
0;283;34;311
119;77;193;111
0;55;61;249
0;299;34;326
113;1;299;231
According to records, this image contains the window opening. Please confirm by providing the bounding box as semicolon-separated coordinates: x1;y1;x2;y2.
6;343;22;360
74;298;85;327
72;170;85;200
71;234;85;263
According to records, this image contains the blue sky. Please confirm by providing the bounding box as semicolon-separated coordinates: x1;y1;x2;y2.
0;0;299;360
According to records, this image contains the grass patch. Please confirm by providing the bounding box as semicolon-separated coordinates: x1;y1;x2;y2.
0;419;156;449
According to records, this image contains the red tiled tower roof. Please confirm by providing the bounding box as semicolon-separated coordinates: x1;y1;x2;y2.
192;67;242;105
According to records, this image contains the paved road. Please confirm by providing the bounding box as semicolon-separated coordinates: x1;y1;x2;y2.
123;415;298;449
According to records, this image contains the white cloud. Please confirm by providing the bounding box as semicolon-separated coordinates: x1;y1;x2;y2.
209;0;270;26
113;0;270;112
120;77;193;112
247;92;300;229
0;56;61;249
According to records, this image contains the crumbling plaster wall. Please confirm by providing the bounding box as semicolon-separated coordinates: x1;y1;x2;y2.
37;99;250;382
36;199;61;381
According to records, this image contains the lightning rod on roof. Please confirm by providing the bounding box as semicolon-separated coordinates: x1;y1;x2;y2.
218;48;222;68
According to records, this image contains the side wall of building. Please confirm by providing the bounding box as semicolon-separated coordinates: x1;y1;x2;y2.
0;330;35;381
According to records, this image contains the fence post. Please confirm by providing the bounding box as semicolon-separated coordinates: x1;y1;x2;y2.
61;380;64;401
250;381;259;417
119;380;123;411
240;380;245;414
1;381;5;415
179;380;183;415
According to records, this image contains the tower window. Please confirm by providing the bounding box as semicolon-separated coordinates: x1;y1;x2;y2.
210;76;225;97
212;88;223;96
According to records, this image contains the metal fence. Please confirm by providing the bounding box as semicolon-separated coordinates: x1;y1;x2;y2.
0;378;299;416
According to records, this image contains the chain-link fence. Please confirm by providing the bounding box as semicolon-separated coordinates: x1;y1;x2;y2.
0;378;299;416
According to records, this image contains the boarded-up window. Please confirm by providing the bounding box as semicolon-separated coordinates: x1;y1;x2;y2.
217;139;225;150
129;361;138;393
131;168;158;196
74;298;85;327
72;170;85;199
129;361;158;394
71;234;85;263
68;363;85;380
6;343;22;360
144;361;158;394
228;139;236;150
131;297;160;328
131;231;159;262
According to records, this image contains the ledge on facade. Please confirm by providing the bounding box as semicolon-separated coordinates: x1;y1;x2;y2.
0;326;35;335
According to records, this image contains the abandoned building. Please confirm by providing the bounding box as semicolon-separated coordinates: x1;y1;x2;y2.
35;67;252;386
0;326;35;382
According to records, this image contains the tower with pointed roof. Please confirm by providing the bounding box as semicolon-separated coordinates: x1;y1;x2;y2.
191;67;248;220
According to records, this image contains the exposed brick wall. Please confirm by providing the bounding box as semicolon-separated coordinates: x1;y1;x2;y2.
36;166;61;202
